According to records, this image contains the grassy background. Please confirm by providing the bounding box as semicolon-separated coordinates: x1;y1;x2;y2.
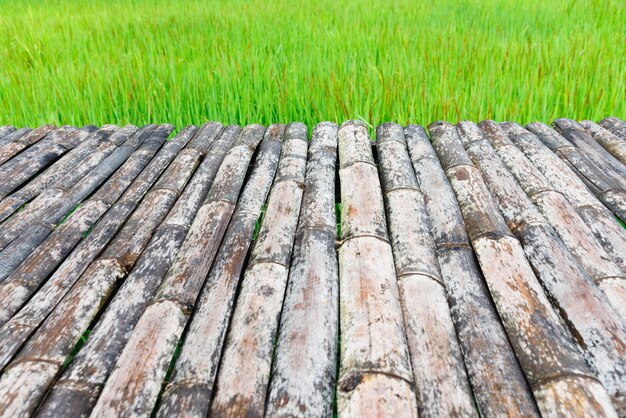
0;0;624;128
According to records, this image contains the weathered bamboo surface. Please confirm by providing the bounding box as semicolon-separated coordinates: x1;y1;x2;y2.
0;118;625;418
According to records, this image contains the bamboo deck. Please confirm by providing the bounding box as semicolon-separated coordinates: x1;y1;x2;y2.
0;118;624;418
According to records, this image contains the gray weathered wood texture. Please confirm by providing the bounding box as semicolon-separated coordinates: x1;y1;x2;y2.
89;124;264;418
459;121;626;413
0;124;225;373
376;122;476;418
599;117;626;141
480;120;626;320
0;126;17;141
336;120;418;417
0;124;149;250
266;122;339;418
0;117;624;418
553;118;626;180
0;127;92;198
0;125;173;283
0;125;55;165
405;124;539;417
526;122;626;221
430;121;618;418
210;123;307;417
0;125;122;219
580;120;626;166
155;124;284;418
501;122;626;273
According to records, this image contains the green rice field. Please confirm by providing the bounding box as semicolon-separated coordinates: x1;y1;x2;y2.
0;0;624;128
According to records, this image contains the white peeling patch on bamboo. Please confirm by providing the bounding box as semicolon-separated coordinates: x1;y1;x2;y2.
335;120;417;417
376;123;476;417
266;122;339;418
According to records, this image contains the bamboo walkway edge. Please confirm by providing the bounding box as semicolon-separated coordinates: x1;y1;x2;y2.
0;118;624;418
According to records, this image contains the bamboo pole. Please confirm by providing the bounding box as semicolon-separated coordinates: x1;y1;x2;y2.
481;120;626;319
0;125;146;249
89;124;265;418
0;125;121;220
376;123;476;417
599;117;626;141
552;118;626;180
461;121;626;413
265;122;339;418
210;123;307;417
0;125;173;281
525;122;626;221
404;124;539;417
580;120;626;167
0;127;32;148
0;126;197;326
501;122;626;273
0;124;229;373
0;123;235;418
35;123;240;418
0;126;16;142
151;125;284;418
430;121;617;418
335;120;417;417
0;127;92;197
0;124;55;165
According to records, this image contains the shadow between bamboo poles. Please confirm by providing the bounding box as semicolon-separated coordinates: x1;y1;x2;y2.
36;123;241;418
552;118;626;180
525;122;626;221
210;123;307;417
480;121;626;320
0;125;122;221
0;126;196;328
0;127;91;198
265;122;339;418
404;124;539;417
429;121;617;418
459;121;626;413
376;122;477;417
500;122;626;273
599;117;626;141
335;120;418;417
0;123;233;417
0;125;173;283
152;124;284;418
88;124;264;418
580;121;626;166
0;124;55;165
0;124;225;373
0;124;150;251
